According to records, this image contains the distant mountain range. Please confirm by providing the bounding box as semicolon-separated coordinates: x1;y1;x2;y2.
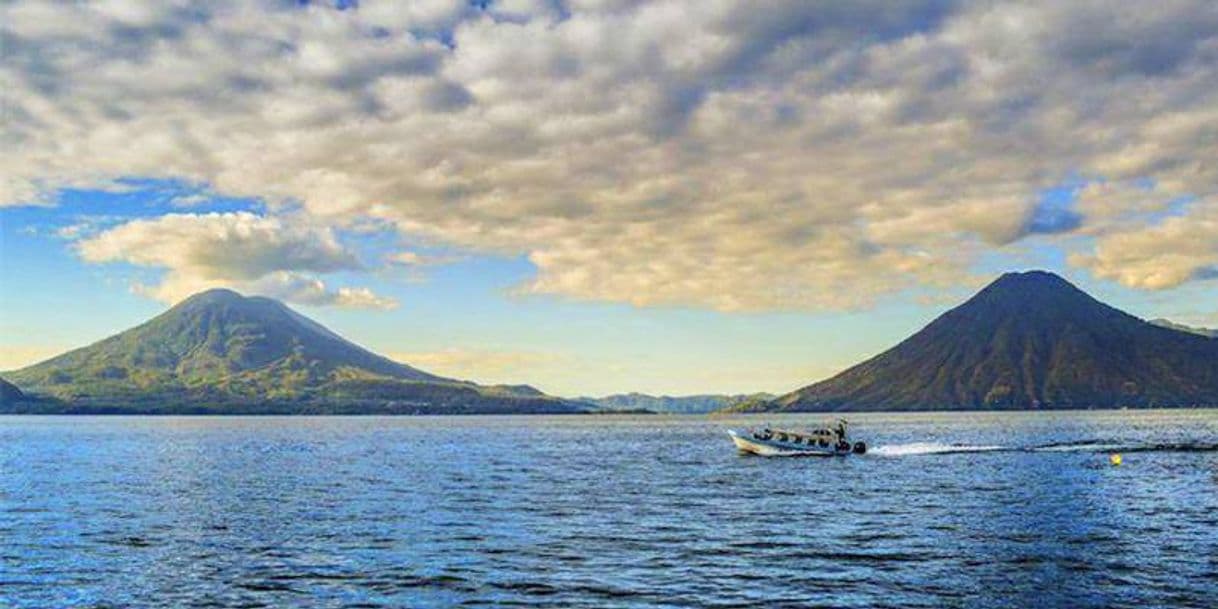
1;289;588;414
741;271;1218;412
1150;319;1218;338
584;392;775;414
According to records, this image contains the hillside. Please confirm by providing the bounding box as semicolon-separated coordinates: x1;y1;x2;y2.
2;289;586;415
585;392;775;414
0;377;26;404
754;271;1218;411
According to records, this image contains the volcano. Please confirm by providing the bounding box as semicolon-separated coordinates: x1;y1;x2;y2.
765;271;1218;411
2;289;585;415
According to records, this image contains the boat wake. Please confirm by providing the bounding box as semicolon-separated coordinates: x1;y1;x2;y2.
871;440;1218;457
1038;440;1218;454
869;442;1006;457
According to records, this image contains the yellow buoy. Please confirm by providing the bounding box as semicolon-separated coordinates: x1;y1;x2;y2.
1110;453;1122;466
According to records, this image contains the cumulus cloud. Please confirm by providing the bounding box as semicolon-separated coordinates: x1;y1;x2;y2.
4;0;1218;310
237;272;398;310
1070;199;1218;290
76;212;358;278
76;211;395;308
1073;180;1183;233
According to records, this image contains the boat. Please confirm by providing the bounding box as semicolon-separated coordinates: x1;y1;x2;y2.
728;419;867;457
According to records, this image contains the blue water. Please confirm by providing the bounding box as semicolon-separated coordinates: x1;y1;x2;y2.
2;410;1217;608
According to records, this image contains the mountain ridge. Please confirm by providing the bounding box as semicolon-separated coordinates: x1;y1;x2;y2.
2;288;586;415
748;271;1218;412
1150;318;1218;339
583;392;775;414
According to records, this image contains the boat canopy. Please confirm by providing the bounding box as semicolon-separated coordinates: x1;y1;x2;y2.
753;422;848;444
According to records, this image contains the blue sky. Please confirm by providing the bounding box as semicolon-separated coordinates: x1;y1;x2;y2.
2;1;1216;396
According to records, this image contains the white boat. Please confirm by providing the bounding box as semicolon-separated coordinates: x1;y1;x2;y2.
729;419;866;457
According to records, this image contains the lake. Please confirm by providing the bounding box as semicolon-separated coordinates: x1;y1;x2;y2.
2;410;1217;608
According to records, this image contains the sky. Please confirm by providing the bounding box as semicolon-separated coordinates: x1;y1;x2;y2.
2;0;1217;397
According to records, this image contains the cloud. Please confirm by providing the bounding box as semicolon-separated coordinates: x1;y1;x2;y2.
53;216;121;240
239;272;398;310
168;193;212;208
386;250;462;267
1073;180;1182;232
1069;199;1218;290
130;272;397;310
75;211;396;308
76;212;359;278
4;1;1218;310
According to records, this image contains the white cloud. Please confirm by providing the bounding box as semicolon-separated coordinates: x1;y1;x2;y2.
76;212;358;278
168;193;212;208
385;250;461;267
240;272;398;310
4;1;1218;310
1070;199;1218;290
1072;180;1181;232
75;212;396;308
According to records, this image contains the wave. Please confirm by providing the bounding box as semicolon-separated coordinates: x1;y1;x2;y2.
870;440;1218;457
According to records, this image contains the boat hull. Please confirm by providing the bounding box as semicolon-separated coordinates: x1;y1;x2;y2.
728;430;848;457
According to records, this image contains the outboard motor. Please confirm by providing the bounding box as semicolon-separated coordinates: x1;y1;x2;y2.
852;441;867;455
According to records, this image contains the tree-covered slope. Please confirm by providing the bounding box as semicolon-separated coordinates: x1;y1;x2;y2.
0;377;26;404
3;289;585;414
760;271;1218;411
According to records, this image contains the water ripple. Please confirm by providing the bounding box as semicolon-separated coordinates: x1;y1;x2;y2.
1;410;1216;608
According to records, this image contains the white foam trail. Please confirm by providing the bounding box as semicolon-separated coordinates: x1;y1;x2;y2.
869;440;1214;457
870;442;1007;457
1030;443;1128;453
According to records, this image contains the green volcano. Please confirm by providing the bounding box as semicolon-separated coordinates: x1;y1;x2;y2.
2;289;585;414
